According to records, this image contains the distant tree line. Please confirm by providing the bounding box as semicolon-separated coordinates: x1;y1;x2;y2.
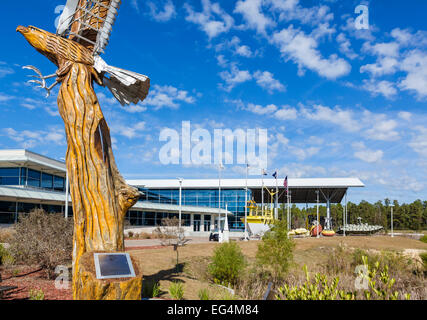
278;199;427;231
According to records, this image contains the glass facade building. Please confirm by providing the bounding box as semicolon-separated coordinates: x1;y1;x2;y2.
0;167;65;192
137;188;251;231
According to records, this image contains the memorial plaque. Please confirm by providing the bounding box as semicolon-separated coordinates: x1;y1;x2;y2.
94;253;136;280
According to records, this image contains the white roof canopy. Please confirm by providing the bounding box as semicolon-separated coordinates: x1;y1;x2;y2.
0;149;66;176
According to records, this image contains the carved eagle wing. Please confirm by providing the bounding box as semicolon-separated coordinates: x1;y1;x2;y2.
56;0;121;55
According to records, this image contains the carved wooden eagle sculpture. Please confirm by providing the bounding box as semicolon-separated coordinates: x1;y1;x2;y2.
17;0;150;106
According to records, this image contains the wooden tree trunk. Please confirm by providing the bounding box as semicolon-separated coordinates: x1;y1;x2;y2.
57;63;141;299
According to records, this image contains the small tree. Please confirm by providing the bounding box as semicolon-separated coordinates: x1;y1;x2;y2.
154;217;188;272
208;242;246;287
8;209;73;278
256;219;295;280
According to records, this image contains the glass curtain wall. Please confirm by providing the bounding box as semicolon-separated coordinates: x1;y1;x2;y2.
137;188;251;231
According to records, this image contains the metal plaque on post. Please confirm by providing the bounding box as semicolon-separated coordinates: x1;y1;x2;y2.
94;253;136;280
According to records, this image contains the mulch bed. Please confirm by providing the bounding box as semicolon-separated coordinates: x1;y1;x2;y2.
0;266;72;300
0;245;165;300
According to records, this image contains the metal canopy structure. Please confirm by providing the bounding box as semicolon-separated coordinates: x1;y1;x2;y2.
127;178;365;204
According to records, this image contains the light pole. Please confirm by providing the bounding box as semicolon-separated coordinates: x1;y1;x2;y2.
261;169;266;216
244;163;249;240
390;204;394;238
218;162;224;232
177;178;183;229
60;157;69;219
274;170;278;220
343;191;347;237
316;190;320;238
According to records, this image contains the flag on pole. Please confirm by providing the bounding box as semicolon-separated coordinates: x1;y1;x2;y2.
272;171;277;179
262;169;267;176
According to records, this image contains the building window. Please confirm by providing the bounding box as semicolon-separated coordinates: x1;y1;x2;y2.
41;173;53;189
0;201;16;224
54;176;65;191
27;169;41;188
0;168;20;186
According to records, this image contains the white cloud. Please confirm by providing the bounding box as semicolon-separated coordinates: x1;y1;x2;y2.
399;50;427;99
288;146;320;160
271;26;351;79
398;111;412;121
361;79;397;99
271;0;333;25
111;121;146;139
352;142;383;163
0;62;14;78
246;103;277;115
142;85;196;109
336;33;358;60
360;42;400;77
301;104;360;132
234;0;275;35
219;64;252;91
2;127;65;148
244;102;297;120
253;70;286;93
131;0;140;12
409;126;427;157
362;111;400;141
280;163;327;178
0;93;14;103
216;36;256;58
185;0;234;39
273;106;297;120
147;0;176;22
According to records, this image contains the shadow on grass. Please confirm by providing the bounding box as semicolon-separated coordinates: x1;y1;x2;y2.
141;263;186;298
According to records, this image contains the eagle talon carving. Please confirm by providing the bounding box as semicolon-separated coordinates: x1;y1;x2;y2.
23;65;58;97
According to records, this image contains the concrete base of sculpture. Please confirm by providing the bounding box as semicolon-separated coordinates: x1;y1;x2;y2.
73;251;142;300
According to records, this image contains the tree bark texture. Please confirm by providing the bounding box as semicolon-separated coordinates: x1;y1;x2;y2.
57;63;140;299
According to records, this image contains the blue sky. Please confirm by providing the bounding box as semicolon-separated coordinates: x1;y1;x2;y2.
0;0;426;204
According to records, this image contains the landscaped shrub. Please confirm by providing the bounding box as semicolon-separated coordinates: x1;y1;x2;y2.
352;249;415;276
276;256;411;300
256;219;295;279
420;234;427;244
276;265;352;300
420;252;427;272
324;244;353;275
169;281;184;300
198;288;210;300
0;244;14;266
208;242;246;286
8;209;73;278
28;289;45;300
0;228;15;243
142;280;161;298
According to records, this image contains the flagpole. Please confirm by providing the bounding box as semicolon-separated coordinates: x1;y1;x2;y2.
261;169;265;216
274;170;278;220
316;190;320;239
244;163;249;240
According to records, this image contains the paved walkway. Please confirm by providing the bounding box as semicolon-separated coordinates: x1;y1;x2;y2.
125;237;211;248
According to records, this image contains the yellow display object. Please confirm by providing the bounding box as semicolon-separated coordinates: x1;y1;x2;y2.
321;230;336;237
